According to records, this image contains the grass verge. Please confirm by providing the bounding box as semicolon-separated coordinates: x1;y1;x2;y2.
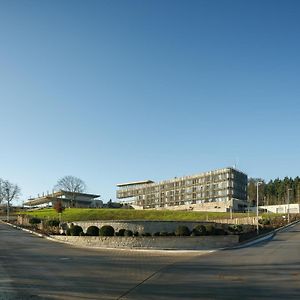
19;208;257;222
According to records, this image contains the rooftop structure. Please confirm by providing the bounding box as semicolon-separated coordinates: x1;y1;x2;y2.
117;167;248;212
116;180;154;188
24;190;102;208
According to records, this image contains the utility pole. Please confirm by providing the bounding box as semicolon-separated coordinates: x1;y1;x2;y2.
287;188;292;223
256;181;263;235
247;195;250;218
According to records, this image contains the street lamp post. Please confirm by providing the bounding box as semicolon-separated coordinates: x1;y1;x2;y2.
287;188;292;223
256;181;263;235
247;195;250;218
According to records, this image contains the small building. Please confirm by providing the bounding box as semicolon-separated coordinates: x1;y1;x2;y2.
24;190;102;208
116;167;248;212
258;204;300;214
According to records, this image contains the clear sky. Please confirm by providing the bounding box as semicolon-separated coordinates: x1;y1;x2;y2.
1;0;300;204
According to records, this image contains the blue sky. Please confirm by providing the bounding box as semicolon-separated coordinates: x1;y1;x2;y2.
0;0;300;203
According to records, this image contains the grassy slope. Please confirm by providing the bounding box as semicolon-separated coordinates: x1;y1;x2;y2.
20;208;256;222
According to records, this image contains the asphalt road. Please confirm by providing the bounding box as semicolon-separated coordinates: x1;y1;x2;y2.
0;222;300;300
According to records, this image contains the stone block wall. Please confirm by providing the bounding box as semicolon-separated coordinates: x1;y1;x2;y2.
71;220;216;234
51;235;239;250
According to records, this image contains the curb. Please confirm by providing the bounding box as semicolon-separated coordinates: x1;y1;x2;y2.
274;219;300;233
1;220;46;238
227;232;275;249
0;220;70;244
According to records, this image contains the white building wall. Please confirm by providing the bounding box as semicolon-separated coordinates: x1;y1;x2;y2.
259;204;300;213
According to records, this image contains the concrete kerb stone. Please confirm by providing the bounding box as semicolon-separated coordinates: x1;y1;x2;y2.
1;220;45;238
274;219;300;233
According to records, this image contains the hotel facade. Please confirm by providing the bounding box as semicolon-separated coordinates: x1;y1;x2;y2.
117;168;248;212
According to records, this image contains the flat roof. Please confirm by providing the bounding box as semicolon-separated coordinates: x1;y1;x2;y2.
24;190;100;206
116;167;247;190
116;180;154;187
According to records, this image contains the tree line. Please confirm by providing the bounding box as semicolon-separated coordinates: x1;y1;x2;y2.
248;177;300;206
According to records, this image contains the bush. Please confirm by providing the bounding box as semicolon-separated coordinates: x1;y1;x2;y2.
228;224;243;234
259;218;271;225
116;229;126;236
205;224;216;235
193;225;207;236
133;231;139;237
141;232;151;236
153;232;160;236
214;228;227;235
124;229;133;237
46;219;60;227
190;229;200;236
159;231;169;236
99;225;115;236
86;226;99;236
66;228;71;236
79;231;85;236
53;200;65;214
175;225;190;236
69;225;83;236
29;217;41;225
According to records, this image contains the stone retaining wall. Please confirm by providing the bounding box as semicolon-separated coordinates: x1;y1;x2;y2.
51;235;239;250
71;220;216;234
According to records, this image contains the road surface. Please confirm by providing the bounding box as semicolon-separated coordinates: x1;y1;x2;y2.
0;222;299;299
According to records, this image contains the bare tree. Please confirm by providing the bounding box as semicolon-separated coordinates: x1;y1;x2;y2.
54;176;86;208
0;178;4;204
0;179;21;221
0;178;3;204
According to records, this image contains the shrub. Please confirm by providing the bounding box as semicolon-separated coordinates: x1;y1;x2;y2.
99;225;115;236
153;232;160;236
259;218;271;225
66;228;71;236
124;229;133;237
70;225;83;236
236;225;243;232
214;228;227;235
29;217;41;225
116;229;126;236
175;225;190;236
141;232;151;236
133;231;139;237
159;232;169;236
86;226;99;236
79;231;85;236
53;200;65;214
190;229;200;236
205;224;216;235
228;224;243;234
193;225;207;236
46;219;60;227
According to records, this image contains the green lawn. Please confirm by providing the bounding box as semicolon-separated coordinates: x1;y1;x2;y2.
19;208;257;222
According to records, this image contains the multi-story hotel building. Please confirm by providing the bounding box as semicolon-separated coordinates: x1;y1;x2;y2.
117;168;248;212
